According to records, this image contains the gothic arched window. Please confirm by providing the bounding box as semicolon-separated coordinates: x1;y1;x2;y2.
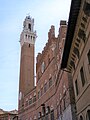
28;23;31;31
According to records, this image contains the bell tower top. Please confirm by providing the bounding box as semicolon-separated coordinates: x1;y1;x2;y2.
23;16;34;32
20;16;37;46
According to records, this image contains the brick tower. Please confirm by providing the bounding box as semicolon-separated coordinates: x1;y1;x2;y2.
18;16;36;109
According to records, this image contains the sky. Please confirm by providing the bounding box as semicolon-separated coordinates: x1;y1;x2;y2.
0;0;71;111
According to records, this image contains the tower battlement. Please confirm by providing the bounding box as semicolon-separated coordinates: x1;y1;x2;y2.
23;16;34;32
20;16;37;46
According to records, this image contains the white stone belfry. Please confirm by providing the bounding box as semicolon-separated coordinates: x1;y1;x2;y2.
20;16;37;46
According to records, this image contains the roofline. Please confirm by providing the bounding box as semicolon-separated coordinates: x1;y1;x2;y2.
61;0;81;69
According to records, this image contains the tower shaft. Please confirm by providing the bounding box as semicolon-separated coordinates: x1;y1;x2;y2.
19;16;36;107
19;43;34;95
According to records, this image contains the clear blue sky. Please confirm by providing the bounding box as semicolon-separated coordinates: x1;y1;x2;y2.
0;0;71;111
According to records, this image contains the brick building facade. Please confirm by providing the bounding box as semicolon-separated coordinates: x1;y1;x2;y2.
61;0;90;120
18;16;76;120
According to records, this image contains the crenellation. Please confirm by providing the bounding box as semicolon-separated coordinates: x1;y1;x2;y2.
58;20;67;41
37;26;56;66
48;25;55;42
36;53;42;63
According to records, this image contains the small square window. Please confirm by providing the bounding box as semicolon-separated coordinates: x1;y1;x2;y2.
38;91;41;99
29;44;30;47
33;96;36;102
49;78;52;87
44;83;47;93
29;98;32;105
75;79;79;95
80;67;85;87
